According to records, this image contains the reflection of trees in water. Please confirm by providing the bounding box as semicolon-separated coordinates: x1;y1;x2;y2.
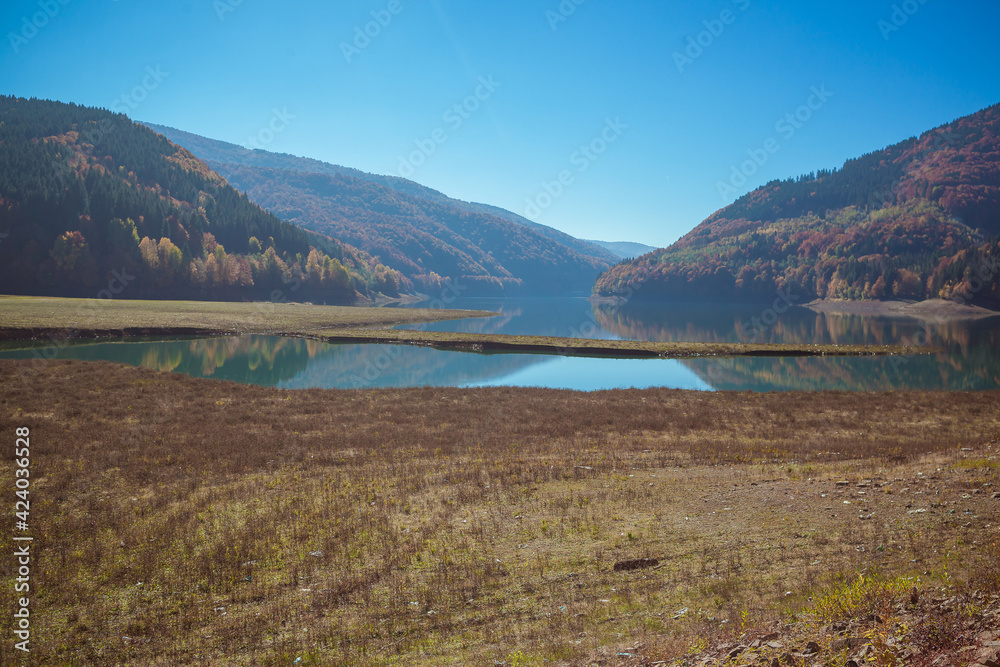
594;302;997;346
140;345;184;374
684;351;1000;391
278;343;547;389
594;303;1000;391
123;336;315;386
0;335;549;389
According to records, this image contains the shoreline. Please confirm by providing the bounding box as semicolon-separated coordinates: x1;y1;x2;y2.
306;328;930;359
804;297;1000;321
0;325;931;359
0;295;934;359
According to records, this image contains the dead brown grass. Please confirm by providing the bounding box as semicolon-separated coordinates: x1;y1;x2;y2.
0;359;997;665
0;295;493;339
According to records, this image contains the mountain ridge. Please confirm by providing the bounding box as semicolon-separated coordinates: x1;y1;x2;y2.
594;103;1000;307
142;122;618;295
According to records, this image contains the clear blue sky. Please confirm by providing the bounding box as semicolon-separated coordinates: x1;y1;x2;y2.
2;0;999;247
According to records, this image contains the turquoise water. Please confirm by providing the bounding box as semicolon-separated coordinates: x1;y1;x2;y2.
1;298;997;391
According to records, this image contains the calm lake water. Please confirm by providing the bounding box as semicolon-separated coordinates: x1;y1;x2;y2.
1;297;997;391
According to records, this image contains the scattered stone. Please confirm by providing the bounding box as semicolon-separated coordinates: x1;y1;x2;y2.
613;557;658;572
831;637;863;651
977;646;1000;667
802;640;821;654
992;491;1000;499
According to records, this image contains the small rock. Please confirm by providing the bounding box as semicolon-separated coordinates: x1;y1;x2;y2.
613;557;658;572
992;491;1000;499
831;637;863;651
803;641;821;655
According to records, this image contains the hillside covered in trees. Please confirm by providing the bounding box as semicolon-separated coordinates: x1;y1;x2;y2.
144;123;616;296
0;96;407;303
594;103;1000;306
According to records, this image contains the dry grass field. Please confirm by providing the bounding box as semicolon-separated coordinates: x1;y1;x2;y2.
0;295;493;339
1;358;998;665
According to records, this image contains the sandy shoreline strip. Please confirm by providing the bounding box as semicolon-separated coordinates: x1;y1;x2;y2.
804;297;999;321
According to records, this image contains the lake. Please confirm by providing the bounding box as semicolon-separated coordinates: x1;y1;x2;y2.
1;297;997;391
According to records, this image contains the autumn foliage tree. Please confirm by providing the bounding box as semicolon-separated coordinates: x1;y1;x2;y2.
0;95;409;303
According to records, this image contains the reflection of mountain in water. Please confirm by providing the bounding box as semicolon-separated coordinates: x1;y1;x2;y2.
593;302;1000;391
400;297;619;339
0;335;550;389
276;343;547;389
2;298;996;391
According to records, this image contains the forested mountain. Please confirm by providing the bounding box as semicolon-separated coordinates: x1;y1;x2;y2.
0;96;406;302
143;122;616;295
594;103;1000;306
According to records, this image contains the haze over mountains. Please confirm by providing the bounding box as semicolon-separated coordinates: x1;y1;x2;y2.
143;122;618;296
595;103;1000;307
585;240;658;260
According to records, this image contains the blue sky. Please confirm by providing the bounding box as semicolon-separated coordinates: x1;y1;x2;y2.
2;0;999;247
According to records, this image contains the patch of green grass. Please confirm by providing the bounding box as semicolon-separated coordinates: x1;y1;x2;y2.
954;457;1000;470
810;571;913;625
